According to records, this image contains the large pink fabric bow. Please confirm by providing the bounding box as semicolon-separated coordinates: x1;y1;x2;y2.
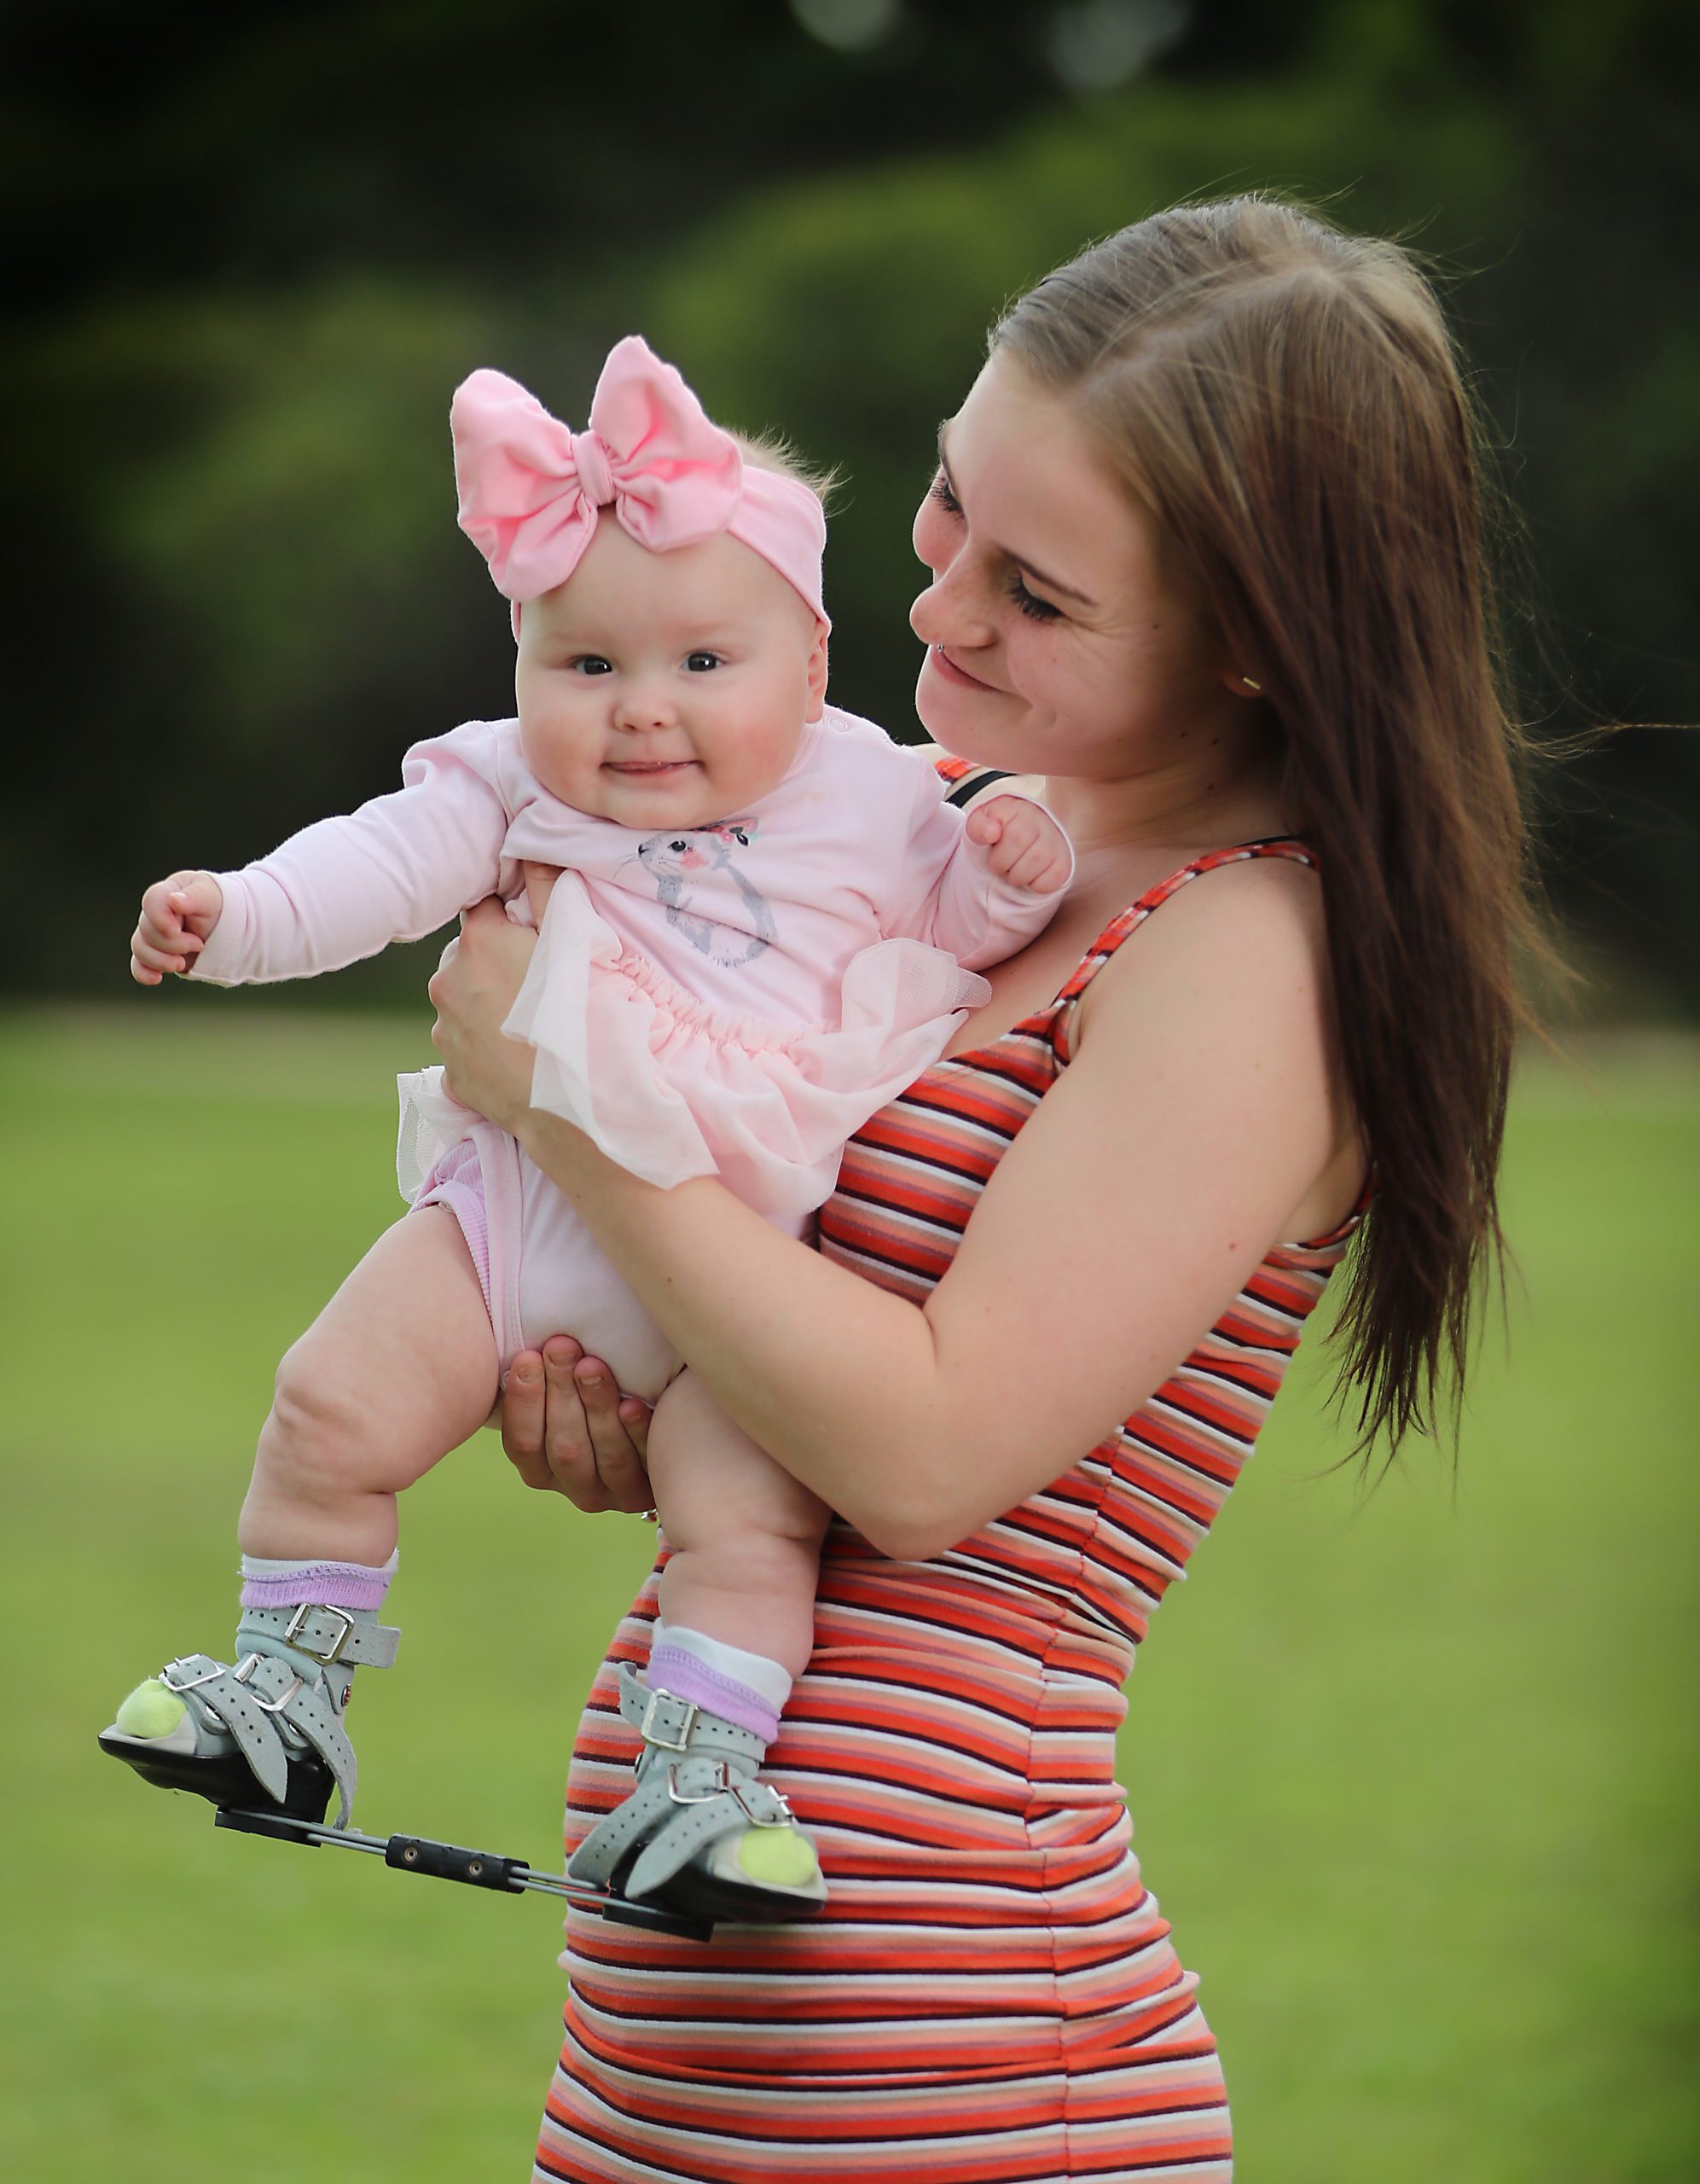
452;336;746;601
452;338;829;627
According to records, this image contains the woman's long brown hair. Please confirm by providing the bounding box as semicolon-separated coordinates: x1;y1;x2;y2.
996;196;1547;1459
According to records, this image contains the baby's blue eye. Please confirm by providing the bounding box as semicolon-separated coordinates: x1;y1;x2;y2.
686;651;722;673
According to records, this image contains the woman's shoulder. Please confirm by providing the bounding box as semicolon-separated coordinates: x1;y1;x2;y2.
1071;841;1329;1054
1139;834;1324;926
1064;845;1357;1242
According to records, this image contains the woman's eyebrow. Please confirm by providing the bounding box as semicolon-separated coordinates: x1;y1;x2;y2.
1012;555;1094;608
934;422;1096;609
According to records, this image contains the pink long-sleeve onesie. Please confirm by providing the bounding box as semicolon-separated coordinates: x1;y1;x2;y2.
191;704;1068;1398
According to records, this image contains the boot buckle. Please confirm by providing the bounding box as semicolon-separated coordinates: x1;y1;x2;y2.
285;1603;356;1664
161;1657;229;1696
663;1763;794;1827
665;1760;731;1805
639;1688;699;1751
232;1653;306;1715
731;1779;795;1827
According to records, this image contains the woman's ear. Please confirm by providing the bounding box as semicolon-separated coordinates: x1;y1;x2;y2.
804;624;830;722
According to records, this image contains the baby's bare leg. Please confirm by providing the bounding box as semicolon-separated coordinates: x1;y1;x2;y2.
238;1208;500;1567
647;1369;831;1682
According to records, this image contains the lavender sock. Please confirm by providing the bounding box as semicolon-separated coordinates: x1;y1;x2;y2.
238;1550;397;1613
647;1621;792;1743
236;1552;397;1687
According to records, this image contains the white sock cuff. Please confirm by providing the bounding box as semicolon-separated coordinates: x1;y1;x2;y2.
239;1550;399;1581
652;1620;793;1711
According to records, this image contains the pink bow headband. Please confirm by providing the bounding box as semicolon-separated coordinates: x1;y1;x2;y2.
451;336;828;634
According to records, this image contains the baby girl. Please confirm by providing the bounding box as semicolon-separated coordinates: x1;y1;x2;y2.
102;337;1071;1921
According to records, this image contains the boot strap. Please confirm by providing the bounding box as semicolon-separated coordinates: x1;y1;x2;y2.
161;1650;361;1829
236;1604;400;1668
568;1670;801;1898
566;1757;797;1892
613;1661;765;1767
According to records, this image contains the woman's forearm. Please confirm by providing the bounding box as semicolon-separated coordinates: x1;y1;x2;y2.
435;873;1343;1561
518;1110;954;1556
421;896;956;1547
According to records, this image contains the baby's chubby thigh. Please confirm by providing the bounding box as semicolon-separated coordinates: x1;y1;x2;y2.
241;1209;502;1561
515;1156;684;1403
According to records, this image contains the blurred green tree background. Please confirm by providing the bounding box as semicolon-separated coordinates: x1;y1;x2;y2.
6;0;1696;1008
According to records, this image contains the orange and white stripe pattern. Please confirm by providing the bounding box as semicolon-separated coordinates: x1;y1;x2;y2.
535;806;1359;2181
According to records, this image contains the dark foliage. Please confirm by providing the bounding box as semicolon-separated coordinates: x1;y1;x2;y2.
4;0;1695;1009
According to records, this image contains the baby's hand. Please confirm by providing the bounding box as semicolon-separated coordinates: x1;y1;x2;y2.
966;795;1071;895
131;869;223;985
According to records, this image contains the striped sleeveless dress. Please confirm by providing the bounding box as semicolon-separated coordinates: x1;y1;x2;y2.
534;777;1362;2183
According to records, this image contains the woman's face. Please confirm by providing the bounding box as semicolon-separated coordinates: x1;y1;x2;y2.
911;351;1229;780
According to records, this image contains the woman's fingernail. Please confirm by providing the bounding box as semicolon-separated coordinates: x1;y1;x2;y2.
513;1361;541;1385
576;1368;602;1388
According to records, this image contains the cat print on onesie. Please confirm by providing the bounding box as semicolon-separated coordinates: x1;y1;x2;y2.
638;822;775;967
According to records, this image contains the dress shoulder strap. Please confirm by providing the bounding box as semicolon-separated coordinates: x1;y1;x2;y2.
1052;838;1319;1054
932;756;1015;808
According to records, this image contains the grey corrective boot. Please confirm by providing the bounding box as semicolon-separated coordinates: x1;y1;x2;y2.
566;1664;826;1923
100;1604;399;1829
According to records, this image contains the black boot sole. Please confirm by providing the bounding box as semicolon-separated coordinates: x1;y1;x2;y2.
98;1730;334;1821
603;1843;826;1927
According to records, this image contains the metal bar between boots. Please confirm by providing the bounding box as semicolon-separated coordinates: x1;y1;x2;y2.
212;1805;714;1937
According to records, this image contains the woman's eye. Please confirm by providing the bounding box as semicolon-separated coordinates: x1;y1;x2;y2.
685;651;722;673
571;655;613;676
929;473;962;517
1004;570;1062;622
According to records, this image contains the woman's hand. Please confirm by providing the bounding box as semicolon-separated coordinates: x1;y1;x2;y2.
500;1339;655;1513
426;895;542;1134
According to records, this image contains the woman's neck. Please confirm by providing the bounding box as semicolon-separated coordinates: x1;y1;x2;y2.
1041;718;1290;874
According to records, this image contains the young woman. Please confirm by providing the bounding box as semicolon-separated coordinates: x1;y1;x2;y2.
430;195;1537;2181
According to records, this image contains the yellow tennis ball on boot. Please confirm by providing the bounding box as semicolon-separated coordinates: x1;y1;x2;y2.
734;1825;820;1889
113;1678;188;1740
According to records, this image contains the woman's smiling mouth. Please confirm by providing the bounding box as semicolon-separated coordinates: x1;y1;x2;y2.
928;643;999;692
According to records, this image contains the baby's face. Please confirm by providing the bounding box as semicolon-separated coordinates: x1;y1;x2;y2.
513;521;827;829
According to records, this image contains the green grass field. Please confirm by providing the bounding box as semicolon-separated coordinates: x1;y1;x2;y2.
2;1005;1694;2182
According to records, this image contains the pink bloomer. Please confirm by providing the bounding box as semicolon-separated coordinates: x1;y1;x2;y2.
413;1138;493;1319
402;1093;692;1403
